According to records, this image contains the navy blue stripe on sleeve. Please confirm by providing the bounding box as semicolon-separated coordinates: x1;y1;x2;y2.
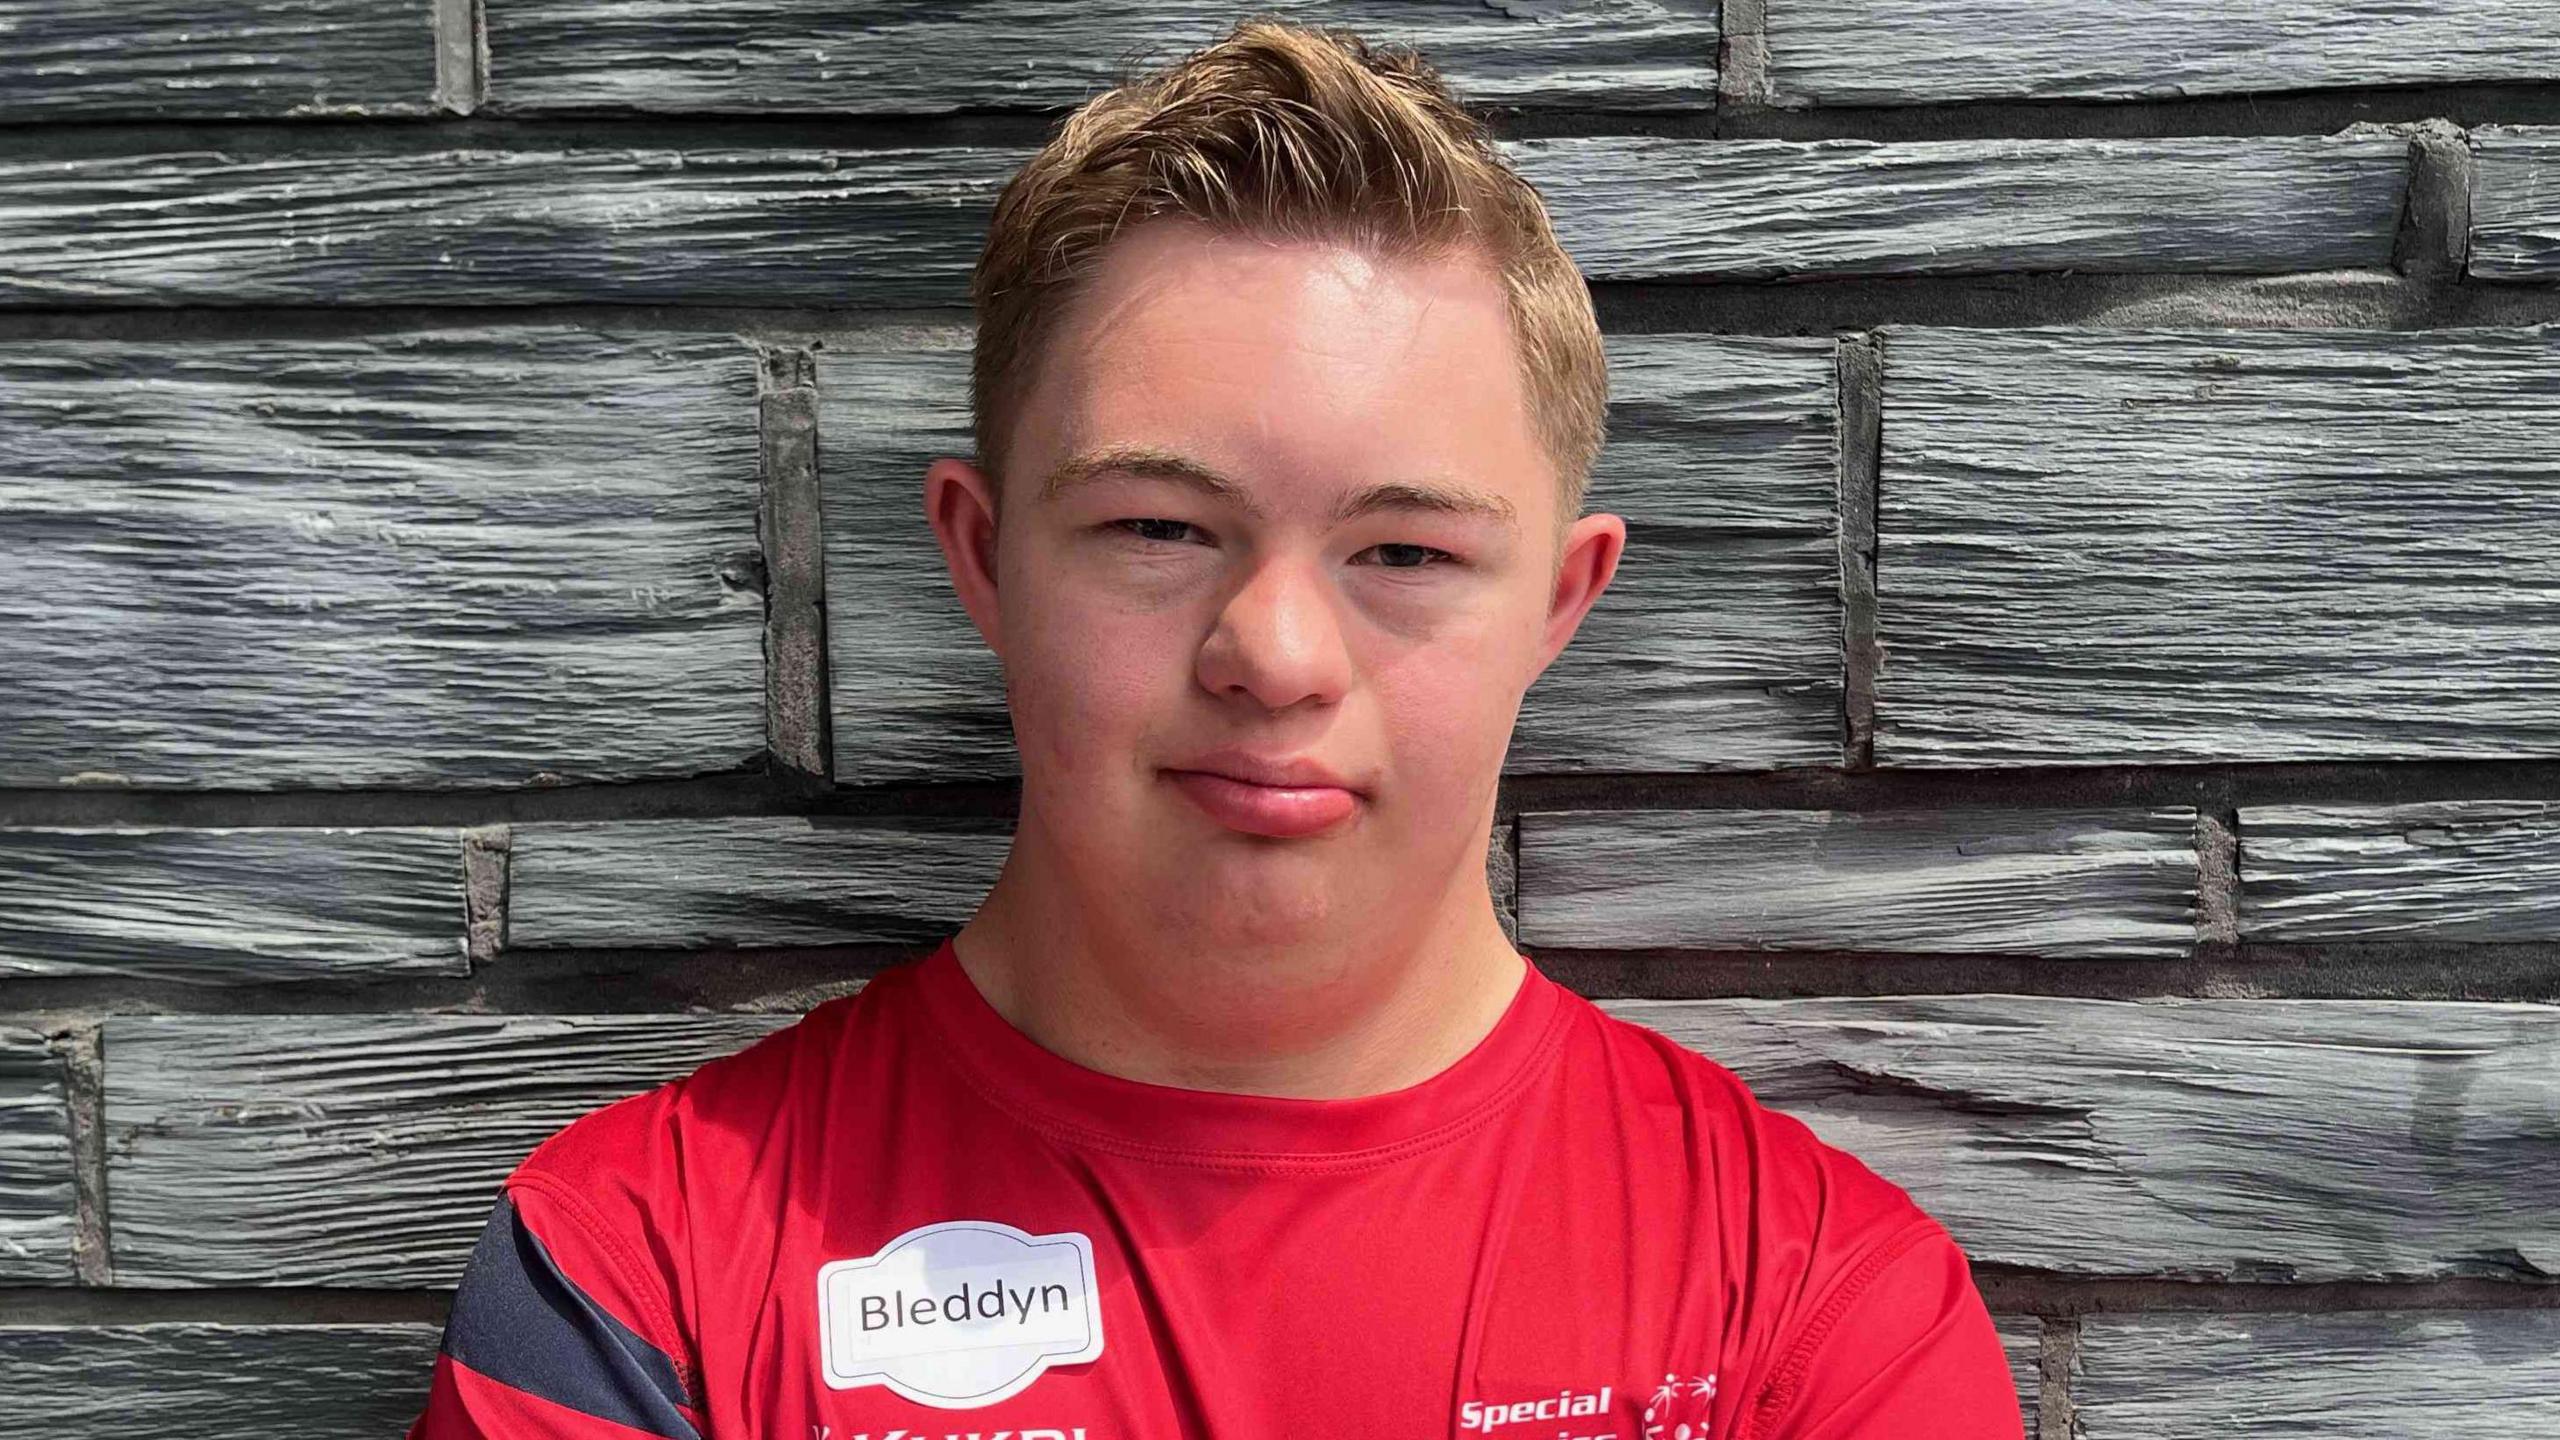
441;1191;704;1440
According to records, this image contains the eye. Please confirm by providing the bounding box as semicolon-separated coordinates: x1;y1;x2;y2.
1357;542;1457;570
1105;517;1200;544
1103;520;1453;570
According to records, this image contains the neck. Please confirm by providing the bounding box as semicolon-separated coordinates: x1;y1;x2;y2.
949;813;1526;1100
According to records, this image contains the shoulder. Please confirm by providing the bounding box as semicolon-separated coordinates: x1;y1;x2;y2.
499;985;883;1275
1565;996;2020;1438
1733;1218;2021;1439
508;989;865;1203
418;999;862;1438
1572;994;1934;1244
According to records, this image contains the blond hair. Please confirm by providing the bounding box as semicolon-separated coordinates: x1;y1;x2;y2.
968;16;1609;530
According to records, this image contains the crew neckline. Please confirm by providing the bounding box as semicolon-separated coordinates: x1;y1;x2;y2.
907;936;1571;1173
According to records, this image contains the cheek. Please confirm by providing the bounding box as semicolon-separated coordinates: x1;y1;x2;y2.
1000;582;1185;773
1371;643;1525;795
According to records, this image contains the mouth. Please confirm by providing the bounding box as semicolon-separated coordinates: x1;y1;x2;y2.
1161;768;1363;839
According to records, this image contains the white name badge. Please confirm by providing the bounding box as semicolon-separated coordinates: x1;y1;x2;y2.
816;1220;1105;1409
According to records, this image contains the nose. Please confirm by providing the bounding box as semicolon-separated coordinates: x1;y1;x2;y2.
1195;551;1353;715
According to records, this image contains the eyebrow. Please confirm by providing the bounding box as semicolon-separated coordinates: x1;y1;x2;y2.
1038;443;1519;530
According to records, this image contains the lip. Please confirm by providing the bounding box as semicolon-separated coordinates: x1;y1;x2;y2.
1167;749;1362;793
1161;751;1365;839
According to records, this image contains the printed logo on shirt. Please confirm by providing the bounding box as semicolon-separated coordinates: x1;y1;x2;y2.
1640;1372;1717;1440
816;1220;1105;1409
1459;1384;1615;1435
1454;1372;1716;1440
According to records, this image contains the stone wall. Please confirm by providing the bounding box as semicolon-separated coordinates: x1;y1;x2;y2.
3;5;2557;1436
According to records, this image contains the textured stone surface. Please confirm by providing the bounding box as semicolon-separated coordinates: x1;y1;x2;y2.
2241;802;2560;943
2470;125;2560;281
1519;808;2200;957
0;1324;442;1437
90;995;2560;1288
2073;1311;2560;1437
1507;131;2408;280
1606;996;2560;1280
1996;1317;2041;1429
1512;335;1844;773
0;827;465;982
820;334;1845;781
0;0;435;119
1760;2;2560;106
0;0;2550;1420
506;816;1011;950
0;330;765;789
0;147;1026;307
1873;327;2560;766
0;1026;76;1283
813;336;1016;784
504;817;1519;951
102;1014;789;1286
484;0;1719;113
0;133;2408;306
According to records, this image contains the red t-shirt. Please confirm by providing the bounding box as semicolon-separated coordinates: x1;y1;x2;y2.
409;939;2023;1439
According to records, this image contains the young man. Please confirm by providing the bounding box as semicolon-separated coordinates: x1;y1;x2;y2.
409;19;2024;1440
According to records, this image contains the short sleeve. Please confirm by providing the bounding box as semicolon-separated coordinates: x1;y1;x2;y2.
406;1079;708;1440
407;1181;707;1440
1740;1220;2027;1440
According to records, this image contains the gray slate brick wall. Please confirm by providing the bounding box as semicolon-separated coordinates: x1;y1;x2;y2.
4;4;2558;1436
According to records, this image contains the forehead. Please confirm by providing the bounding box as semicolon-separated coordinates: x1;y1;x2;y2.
1014;219;1554;519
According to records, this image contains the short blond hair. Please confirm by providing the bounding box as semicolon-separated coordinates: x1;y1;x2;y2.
968;16;1609;529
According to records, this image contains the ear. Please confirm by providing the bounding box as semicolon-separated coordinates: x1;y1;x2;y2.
1535;511;1627;676
923;456;1006;657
